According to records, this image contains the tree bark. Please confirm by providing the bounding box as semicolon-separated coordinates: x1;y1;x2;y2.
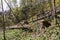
1;0;6;40
51;0;56;26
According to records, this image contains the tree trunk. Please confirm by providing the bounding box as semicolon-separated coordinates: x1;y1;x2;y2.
51;0;56;26
1;0;6;40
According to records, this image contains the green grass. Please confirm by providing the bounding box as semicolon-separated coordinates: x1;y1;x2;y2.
0;26;60;40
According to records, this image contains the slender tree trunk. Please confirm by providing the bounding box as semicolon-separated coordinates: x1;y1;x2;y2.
51;0;56;26
1;0;6;40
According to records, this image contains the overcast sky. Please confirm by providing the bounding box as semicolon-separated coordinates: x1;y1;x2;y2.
0;0;20;12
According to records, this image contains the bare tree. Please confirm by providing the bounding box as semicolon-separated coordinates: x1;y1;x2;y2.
1;0;6;40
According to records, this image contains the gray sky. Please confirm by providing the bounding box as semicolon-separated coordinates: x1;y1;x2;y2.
0;0;20;12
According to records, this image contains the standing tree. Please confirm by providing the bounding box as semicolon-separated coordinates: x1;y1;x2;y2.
51;0;56;26
1;0;6;40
